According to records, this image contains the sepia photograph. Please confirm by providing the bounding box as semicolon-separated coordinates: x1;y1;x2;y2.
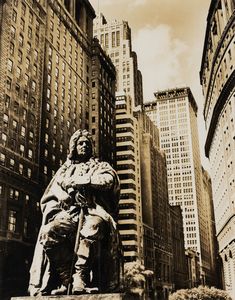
0;0;234;299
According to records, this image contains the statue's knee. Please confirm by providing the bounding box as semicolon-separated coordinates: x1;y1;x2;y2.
80;216;105;239
39;222;59;248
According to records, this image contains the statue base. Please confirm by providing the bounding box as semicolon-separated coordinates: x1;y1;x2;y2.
11;294;127;300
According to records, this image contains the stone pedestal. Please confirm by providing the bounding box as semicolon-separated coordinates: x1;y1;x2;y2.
11;294;127;300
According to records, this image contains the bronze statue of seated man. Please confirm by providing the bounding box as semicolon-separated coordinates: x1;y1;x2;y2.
28;129;122;296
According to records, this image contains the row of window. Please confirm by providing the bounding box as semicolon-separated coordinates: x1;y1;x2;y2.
0;153;33;178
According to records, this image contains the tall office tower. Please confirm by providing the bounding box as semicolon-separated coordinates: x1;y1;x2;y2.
144;87;216;285
136;110;174;296
115;93;143;263
200;0;235;296
90;38;116;166
0;0;95;297
94;13;144;262
93;13;143;108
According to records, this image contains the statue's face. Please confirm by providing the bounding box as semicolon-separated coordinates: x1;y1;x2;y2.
76;136;92;160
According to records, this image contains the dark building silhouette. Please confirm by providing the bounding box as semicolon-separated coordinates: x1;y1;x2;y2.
0;0;95;298
170;206;188;290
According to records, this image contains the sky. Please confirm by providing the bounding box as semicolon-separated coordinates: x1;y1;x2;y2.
89;0;211;168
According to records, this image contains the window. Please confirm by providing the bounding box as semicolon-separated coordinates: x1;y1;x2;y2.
19;34;24;46
44;166;48;174
25;74;29;84
55;67;59;78
25;57;30;70
19;163;23;174
21;126;26;137
6;77;12;90
45;133;49;143
3;114;9;123
12;10;17;22
21;3;26;15
10;42;14;55
8;210;17;232
18;50;23;63
24;219;28;236
47;89;50;99
2;133;7;144
16;67;21;79
28;27;32;39
34;50;38;60
10;26;16;38
19;144;25;155
27;168;32;178
0;153;6;165
26;42;31;54
28;149;33;159
29;11;33;23
32;81;36;92
46;103;50;111
10;158;15;168
7;59;13;72
36;19;40;31
33;64;38;76
13;119;18;130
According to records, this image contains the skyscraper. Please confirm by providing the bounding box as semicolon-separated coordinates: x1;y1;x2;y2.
0;0;95;297
200;0;235;296
115;93;143;263
144;87;217;285
94;14;144;262
93;13;143;108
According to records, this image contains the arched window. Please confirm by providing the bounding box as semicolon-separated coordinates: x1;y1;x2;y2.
224;254;228;262
229;250;232;258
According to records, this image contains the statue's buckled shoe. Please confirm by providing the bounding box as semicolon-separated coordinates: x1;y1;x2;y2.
51;285;67;295
72;287;86;295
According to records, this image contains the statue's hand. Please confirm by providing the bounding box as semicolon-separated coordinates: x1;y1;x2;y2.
59;194;73;210
91;173;113;190
65;174;91;192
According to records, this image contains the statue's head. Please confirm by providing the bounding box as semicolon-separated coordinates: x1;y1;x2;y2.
68;129;93;161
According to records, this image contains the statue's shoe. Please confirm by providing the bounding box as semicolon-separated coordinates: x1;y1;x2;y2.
86;287;99;294
72;287;86;295
72;287;99;295
51;285;67;295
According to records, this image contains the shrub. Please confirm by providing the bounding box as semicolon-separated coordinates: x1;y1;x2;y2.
169;285;232;300
123;260;153;298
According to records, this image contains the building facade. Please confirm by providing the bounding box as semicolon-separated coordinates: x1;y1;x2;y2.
185;248;201;288
137;109;174;297
201;167;219;286
115;93;143;263
170;206;188;291
0;0;95;297
90;38;116;166
200;0;235;296
144;87;217;286
93;13;143;109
